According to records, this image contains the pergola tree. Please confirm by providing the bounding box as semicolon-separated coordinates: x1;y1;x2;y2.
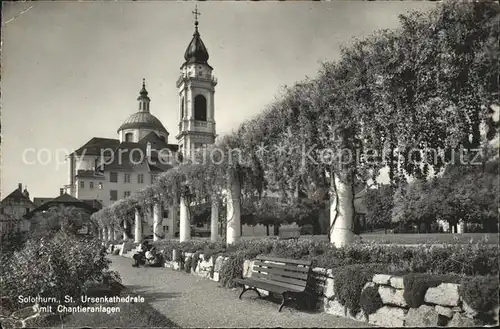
93;1;498;248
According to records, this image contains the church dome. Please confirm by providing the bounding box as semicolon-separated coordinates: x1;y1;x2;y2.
183;22;209;65
117;112;168;135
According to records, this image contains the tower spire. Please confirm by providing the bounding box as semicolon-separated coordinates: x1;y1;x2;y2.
137;78;150;112
192;5;200;34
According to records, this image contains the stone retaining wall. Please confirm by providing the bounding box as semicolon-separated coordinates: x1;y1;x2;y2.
157;253;499;327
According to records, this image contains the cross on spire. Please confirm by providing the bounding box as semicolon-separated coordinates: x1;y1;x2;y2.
192;5;201;23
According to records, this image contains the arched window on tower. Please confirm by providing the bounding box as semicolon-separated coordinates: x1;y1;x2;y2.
194;95;207;121
125;132;133;142
180;97;184;119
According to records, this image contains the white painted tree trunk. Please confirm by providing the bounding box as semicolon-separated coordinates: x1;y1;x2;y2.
153;201;162;242
179;196;191;242
134;208;142;243
329;172;354;248
113;225;119;240
123;220;129;241
107;225;113;241
211;199;219;242
102;227;107;240
226;169;241;246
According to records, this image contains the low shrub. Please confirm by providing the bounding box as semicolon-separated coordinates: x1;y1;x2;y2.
157;238;498;277
459;276;499;313
219;252;246;288
1;232;116;310
334;264;390;316
360;285;383;315
403;273;462;308
203;247;225;261
112;248;121;255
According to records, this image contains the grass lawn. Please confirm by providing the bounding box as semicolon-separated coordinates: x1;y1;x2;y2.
146;233;499;246
236;232;499;245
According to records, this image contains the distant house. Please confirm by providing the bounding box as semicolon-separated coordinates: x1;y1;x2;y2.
25;190;103;236
0;183;35;237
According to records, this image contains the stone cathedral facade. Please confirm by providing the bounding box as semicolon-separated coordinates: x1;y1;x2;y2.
63;12;217;238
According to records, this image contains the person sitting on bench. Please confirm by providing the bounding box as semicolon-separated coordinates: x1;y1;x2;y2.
145;247;156;262
132;242;148;267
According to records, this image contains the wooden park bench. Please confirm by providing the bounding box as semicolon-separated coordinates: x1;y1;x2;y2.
232;256;314;312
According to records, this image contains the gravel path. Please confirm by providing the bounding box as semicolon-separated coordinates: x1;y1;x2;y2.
109;255;371;328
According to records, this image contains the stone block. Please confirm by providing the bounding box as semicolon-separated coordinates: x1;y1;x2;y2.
461;300;478;319
198;259;213;272
373;274;392;285
405;305;439;327
369;306;406;327
313;267;328;277
172;262;181;271
362;281;376;292
324;277;335;299
347;310;368;322
447;312;476;327
11;306;38;319
390;276;405;289
378;286;407;307
425;283;460;307
214;256;224;272
435;305;454;318
212;272;220;282
242;260;254;278
324;299;346;317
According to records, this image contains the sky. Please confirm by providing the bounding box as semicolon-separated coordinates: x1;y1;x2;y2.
1;1;437;199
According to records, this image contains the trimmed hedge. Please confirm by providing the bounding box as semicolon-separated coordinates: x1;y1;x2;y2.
360;285;383;315
459;276;499;313
334;264;392;316
154;238;498;275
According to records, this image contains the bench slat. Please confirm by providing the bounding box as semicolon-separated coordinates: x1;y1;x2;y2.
252;272;307;288
252;265;309;280
254;261;310;273
250;276;306;292
233;278;291;294
256;256;312;267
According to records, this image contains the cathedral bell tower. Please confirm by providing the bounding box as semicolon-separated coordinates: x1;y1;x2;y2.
176;6;217;157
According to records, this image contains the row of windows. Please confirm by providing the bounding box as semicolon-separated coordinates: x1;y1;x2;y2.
109;173;155;184
79;174;158;189
79;181;103;189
